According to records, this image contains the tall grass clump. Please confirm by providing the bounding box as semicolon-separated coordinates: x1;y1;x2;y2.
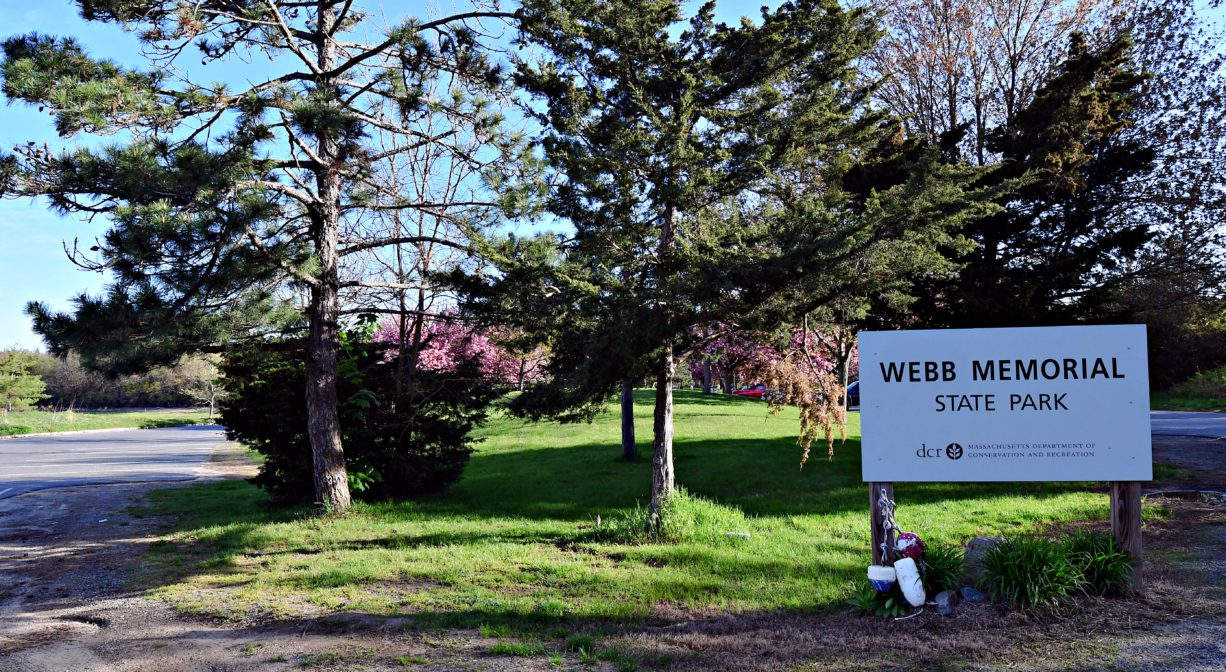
979;538;1086;608
920;544;965;594
980;533;1133;608
1065;532;1132;596
598;488;749;544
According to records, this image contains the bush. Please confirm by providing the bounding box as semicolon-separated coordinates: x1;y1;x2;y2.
1170;366;1226;399
979;537;1086;609
26;350;219;409
920;543;964;595
219;332;499;504
1065;532;1132;596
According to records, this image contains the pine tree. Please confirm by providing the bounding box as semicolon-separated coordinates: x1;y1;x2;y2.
917;34;1157;326
456;0;983;523
870;0;1224;327
0;351;48;423
0;1;525;513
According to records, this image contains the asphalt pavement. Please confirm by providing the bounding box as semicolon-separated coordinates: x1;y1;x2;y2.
0;425;227;500
1150;410;1226;438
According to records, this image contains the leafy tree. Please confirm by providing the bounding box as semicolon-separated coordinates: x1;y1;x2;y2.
456;0;982;522
177;356;224;418
1106;1;1226;375
690;328;781;395
743;324;847;468
869;0;1110;166
29;351;218;409
0;351;47;422
0;1;525;512
372;315;546;387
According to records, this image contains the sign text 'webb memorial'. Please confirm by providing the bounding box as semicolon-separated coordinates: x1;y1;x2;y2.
859;325;1152;483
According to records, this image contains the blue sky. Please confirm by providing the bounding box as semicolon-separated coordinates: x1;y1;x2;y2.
0;0;777;350
0;5;138;350
1;2;1221;350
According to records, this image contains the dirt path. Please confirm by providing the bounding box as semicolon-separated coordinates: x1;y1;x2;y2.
0;438;1223;671
1152;434;1226;490
0;447;573;672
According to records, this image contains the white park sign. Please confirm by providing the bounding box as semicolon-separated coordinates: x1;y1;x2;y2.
859;325;1152;482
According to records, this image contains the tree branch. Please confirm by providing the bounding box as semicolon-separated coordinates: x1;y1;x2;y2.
243;225;319;288
327;10;519;78
339;235;470;256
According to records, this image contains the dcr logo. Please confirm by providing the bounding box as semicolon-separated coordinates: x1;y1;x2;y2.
916;443;964;459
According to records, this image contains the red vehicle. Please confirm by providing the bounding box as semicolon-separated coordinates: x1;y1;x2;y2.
733;384;767;399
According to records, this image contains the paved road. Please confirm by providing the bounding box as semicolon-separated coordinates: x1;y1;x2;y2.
1151;410;1226;438
0;425;227;500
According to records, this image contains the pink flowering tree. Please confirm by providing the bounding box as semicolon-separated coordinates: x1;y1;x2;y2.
743;319;860;467
690;328;781;393
372;315;546;390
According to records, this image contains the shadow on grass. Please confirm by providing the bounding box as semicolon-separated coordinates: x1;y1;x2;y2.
444;435;1093;520
661;390;759;406
146;433;1097;533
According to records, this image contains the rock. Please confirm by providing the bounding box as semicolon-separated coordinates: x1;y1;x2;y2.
959;586;987;603
935;590;957;616
964;536;1002;582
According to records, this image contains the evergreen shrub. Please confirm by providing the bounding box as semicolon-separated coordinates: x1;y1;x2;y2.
219;332;498;504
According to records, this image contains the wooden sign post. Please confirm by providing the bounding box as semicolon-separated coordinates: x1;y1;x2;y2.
869;482;895;566
1110;481;1144;591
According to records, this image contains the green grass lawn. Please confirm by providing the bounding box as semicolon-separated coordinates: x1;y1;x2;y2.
0;408;212;436
1150;392;1226;412
140;390;1125;629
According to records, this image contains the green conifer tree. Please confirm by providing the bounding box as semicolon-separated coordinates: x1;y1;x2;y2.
455;0;986;523
0;1;526;513
910;35;1160;327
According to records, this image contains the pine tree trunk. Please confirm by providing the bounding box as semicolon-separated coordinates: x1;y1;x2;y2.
304;5;351;515
306;252;351;514
647;344;676;523
701;361;712;394
620;378;636;460
647;203;677;525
